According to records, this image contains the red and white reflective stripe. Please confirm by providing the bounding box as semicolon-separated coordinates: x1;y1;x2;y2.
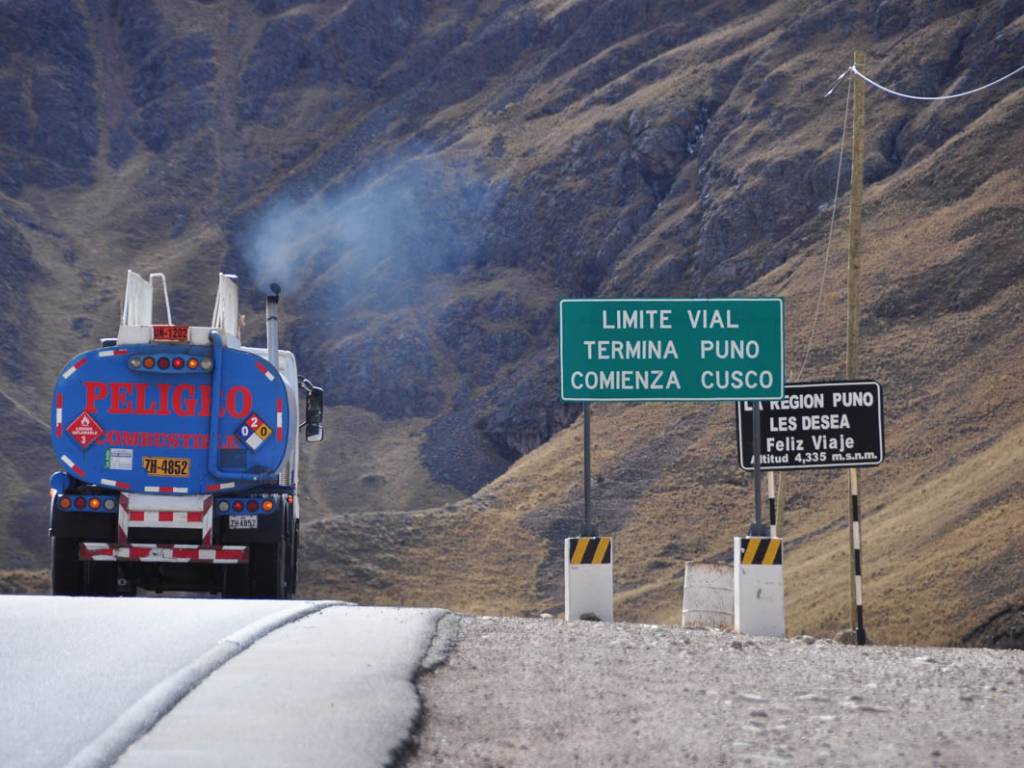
100;478;131;490
126;511;204;525
55;394;63;437
118;495;129;544
144;486;189;494
202;496;213;547
98;349;130;358
62;358;87;379
80;543;116;560
276;399;283;441
79;543;248;564
254;361;275;382
206;482;235;492
60;454;85;478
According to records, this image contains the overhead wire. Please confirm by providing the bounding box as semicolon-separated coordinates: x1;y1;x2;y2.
844;61;1024;101
799;55;1023;379
797;76;851;382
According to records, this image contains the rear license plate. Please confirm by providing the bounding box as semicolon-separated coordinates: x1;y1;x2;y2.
143;457;191;477
153;324;190;342
229;515;258;530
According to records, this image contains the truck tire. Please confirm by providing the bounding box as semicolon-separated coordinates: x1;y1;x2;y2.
85;561;117;597
288;519;299;598
222;562;250;598
51;537;85;595
249;541;285;599
282;510;297;598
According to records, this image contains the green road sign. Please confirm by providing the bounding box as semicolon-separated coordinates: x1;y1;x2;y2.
560;298;784;402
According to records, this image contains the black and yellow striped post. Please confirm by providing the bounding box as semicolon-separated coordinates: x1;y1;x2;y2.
564;536;613;621
734;536;785;636
567;536;612;566
738;536;783;566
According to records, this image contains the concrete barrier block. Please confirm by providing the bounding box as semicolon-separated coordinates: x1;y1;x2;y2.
682;561;734;629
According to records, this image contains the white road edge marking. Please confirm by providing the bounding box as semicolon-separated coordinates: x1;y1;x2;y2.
66;601;345;768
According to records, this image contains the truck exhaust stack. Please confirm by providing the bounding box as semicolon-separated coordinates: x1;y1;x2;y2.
267;282;281;369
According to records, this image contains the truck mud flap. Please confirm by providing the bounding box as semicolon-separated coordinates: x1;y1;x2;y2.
51;510;116;541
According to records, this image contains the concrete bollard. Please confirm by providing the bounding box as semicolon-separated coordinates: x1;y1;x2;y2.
733;536;785;637
682;561;734;629
564;537;613;621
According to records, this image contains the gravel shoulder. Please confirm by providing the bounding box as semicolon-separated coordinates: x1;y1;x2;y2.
407;616;1024;767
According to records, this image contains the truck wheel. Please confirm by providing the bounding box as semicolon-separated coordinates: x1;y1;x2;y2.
249;541;285;599
85;562;118;597
282;511;297;598
51;537;85;595
222;562;250;598
288;520;299;598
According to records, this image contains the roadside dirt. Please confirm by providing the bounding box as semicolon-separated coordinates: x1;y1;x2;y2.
407;616;1024;767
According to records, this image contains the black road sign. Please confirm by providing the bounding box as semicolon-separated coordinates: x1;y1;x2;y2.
737;381;884;470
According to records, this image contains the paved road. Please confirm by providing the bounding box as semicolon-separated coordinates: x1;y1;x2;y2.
0;596;450;768
118;606;452;767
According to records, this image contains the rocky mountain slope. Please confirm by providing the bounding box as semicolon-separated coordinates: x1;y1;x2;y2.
1;0;1022;644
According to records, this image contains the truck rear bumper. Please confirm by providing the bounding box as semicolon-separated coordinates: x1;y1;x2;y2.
79;543;249;564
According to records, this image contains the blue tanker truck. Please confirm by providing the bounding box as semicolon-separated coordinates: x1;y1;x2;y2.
48;271;323;598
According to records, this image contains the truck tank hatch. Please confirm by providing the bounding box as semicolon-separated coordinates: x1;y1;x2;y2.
51;342;291;495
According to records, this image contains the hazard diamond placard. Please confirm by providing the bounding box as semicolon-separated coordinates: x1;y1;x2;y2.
67;411;104;450
237;413;272;451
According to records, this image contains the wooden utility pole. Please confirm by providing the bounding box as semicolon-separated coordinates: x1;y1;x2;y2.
848;51;865;380
768;471;778;537
846;51;867;645
774;472;785;536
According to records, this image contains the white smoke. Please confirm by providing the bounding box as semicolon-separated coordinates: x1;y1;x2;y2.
240;154;502;299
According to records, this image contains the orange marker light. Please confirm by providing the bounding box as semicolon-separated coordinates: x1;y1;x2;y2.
88;498;101;510
261;500;273;512
59;497;71;509
187;358;199;369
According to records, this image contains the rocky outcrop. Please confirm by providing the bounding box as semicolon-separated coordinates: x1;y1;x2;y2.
0;1;97;195
113;0;216;154
422;351;579;494
0;215;41;379
237;0;429;123
322;324;445;420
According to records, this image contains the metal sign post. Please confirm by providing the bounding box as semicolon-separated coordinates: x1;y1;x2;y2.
564;401;612;620
582;402;595;536
750;400;768;536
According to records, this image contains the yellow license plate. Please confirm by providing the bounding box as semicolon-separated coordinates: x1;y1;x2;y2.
143;457;191;477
